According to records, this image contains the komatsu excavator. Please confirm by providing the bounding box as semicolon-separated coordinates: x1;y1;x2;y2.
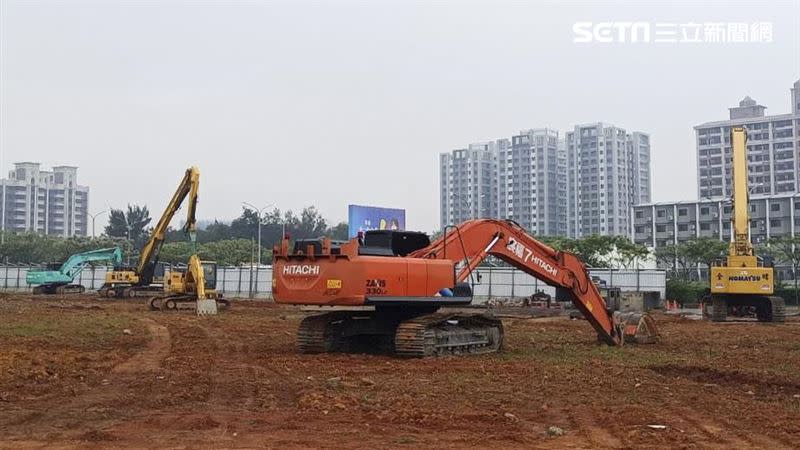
99;167;201;298
708;127;785;322
272;219;659;357
147;254;228;315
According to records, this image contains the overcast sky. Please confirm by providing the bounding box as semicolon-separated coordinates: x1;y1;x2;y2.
1;1;799;232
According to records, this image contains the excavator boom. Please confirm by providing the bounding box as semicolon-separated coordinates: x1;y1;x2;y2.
409;219;658;345
136;166;200;283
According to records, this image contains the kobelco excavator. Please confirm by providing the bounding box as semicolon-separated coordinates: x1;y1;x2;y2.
272;219;659;357
27;247;122;294
708;127;785;322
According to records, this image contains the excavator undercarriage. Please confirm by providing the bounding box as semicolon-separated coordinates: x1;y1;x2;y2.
32;284;86;295
297;308;504;357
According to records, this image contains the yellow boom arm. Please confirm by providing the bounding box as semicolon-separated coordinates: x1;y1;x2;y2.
730;128;752;257
136;166;200;283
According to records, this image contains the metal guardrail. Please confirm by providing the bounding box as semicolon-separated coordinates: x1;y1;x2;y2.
0;265;273;299
0;264;667;302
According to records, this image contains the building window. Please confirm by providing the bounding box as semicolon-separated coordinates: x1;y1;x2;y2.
771;203;781;212
657;209;666;218
750;204;757;213
678;224;689;232
656;225;667;232
770;219;782;228
700;223;711;231
678;208;688;216
635;210;643;219
700;207;709;215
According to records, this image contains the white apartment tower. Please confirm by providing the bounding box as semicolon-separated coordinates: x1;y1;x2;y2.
566;123;651;237
498;129;567;235
0;162;89;237
695;79;800;199
439;143;498;230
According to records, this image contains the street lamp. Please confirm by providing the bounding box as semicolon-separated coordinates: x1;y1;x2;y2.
242;202;275;267
88;210;108;238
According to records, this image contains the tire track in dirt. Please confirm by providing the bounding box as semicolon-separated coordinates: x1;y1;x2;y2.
113;317;170;373
1;315;173;442
659;405;792;449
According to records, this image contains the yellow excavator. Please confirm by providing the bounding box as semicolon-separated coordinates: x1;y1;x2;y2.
99;167;201;298
708;127;785;322
149;253;228;315
99;166;227;315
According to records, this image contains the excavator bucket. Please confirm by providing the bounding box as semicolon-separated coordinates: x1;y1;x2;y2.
614;312;660;344
196;298;218;316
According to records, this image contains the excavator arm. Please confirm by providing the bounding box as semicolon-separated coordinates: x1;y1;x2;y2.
135;166;200;284
61;247;123;279
409;219;659;345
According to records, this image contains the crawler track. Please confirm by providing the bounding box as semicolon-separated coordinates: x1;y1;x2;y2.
297;310;503;357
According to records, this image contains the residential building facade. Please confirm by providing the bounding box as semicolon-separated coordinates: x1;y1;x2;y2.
0;162;89;237
631;194;800;249
566;123;651;238
695;80;800;199
439;143;498;230
498;129;567;235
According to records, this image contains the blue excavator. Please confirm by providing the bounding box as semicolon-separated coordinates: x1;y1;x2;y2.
26;247;123;295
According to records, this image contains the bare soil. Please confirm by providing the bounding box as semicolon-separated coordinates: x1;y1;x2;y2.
1;293;799;449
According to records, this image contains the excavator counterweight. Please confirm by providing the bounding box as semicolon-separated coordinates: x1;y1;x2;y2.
273;219;659;356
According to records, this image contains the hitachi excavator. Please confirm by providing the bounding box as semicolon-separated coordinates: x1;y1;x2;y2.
708;127;785;322
99;167;201;298
272;219;659;357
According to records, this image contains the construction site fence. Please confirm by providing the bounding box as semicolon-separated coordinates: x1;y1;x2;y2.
0;264;665;302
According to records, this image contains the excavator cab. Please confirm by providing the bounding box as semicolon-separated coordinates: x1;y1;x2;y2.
201;261;218;290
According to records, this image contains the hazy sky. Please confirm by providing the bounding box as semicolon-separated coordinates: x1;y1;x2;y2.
1;1;799;232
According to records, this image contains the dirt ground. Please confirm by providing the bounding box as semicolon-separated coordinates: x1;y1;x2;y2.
1;293;799;449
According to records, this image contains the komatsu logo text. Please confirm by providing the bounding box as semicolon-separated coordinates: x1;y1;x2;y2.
282;265;320;276
506;238;558;277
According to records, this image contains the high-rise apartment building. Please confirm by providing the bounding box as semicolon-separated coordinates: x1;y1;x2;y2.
566;123;651;238
0;162;89;237
439;142;498;230
695;79;800;199
498;128;566;235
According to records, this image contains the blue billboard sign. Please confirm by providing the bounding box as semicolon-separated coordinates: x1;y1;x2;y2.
348;205;406;238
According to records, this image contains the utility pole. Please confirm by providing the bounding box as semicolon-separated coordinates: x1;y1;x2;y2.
242;202;275;266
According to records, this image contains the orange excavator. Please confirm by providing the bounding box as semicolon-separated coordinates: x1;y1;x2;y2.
272;219;659;356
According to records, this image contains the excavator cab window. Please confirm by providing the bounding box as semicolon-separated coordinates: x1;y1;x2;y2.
202;262;217;290
359;230;431;257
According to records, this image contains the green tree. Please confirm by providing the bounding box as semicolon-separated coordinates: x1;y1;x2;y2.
326;222;349;240
682;237;728;268
104;204;152;250
611;236;651;268
765;235;800;305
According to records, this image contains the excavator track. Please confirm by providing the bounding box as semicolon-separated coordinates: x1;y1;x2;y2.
148;296;230;312
297;311;352;353
297;310;504;357
758;296;785;323
395;313;504;357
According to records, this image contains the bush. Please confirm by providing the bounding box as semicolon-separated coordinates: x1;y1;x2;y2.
665;279;708;306
773;285;800;306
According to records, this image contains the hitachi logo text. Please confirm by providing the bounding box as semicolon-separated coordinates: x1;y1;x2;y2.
282;265;320;275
